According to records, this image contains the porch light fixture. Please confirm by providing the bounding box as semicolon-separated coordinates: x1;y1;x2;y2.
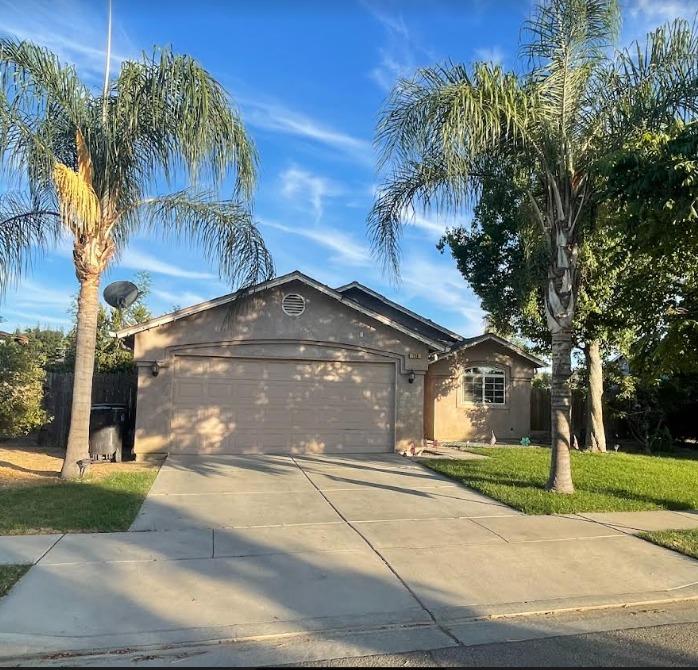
408;370;416;384
151;361;160;377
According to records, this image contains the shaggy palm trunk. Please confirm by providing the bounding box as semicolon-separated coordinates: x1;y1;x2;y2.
546;328;575;493
60;270;101;479
584;339;606;453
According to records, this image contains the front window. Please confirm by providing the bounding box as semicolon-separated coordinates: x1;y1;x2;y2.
462;366;505;405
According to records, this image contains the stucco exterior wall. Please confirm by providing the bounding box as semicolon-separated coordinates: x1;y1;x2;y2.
425;340;536;443
131;280;430;455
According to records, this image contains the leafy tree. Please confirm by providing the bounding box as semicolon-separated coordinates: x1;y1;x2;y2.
368;0;698;492
64;272;152;373
603;122;698;375
0;39;273;478
22;327;69;371
0;338;48;437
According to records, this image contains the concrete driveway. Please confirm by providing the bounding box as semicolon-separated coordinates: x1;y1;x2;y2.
2;454;698;664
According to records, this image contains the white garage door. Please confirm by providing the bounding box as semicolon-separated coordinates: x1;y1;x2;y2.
170;356;395;454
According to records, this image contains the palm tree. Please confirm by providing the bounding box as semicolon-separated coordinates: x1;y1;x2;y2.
368;0;698;492
0;41;273;478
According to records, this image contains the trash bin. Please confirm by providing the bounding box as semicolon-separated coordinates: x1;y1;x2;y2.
89;404;127;462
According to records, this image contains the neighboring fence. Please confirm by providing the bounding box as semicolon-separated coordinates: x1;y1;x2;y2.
530;387;586;440
41;371;137;450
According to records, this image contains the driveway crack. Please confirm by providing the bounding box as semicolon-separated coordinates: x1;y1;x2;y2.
290;456;462;647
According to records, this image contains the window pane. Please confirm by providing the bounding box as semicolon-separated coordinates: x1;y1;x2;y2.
463;376;482;402
483;374;505;404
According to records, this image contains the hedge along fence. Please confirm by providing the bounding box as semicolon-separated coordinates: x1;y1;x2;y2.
41;371;137;450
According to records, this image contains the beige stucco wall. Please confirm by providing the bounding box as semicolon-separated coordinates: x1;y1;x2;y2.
425;340;536;443
131;280;430;455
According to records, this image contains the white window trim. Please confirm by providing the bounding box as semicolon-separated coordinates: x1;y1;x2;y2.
460;365;507;406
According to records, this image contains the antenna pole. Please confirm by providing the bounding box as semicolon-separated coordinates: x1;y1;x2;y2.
102;0;113;125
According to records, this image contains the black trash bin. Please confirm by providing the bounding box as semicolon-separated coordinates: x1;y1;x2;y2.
89;404;127;462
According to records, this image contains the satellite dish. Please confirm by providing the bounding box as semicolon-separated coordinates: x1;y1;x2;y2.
103;281;140;310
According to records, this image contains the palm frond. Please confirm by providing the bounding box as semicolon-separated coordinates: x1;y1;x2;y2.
523;0;620;66
586;18;698;145
112;48;257;201
0;192;60;294
0;39;88;127
129;191;273;288
377;63;538;172
369;154;473;279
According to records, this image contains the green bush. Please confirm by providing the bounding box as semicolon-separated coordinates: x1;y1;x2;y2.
0;340;49;437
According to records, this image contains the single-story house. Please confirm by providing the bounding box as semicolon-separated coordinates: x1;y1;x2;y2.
117;271;544;457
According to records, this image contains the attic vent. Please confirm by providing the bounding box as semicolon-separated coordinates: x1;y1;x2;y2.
282;293;306;316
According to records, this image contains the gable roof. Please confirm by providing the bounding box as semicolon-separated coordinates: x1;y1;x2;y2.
435;333;546;368
115;270;449;351
336;281;463;349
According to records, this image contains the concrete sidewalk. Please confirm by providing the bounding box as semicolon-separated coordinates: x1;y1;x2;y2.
1;454;698;665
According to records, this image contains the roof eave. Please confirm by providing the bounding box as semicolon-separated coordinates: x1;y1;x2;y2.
437;333;547;368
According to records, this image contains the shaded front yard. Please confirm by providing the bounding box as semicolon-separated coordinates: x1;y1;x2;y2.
424;447;698;515
0;441;159;534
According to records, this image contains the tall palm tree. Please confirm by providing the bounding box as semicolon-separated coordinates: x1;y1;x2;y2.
0;41;273;478
368;0;698;492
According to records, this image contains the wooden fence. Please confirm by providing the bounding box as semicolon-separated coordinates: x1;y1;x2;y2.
41;371;137;449
530;386;586;440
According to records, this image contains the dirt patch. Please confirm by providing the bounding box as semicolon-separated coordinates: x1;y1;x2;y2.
0;439;160;488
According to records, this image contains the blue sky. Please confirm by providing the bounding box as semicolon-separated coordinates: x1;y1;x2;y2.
0;0;694;335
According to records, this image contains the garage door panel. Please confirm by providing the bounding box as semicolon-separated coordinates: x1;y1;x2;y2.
171;356;395;454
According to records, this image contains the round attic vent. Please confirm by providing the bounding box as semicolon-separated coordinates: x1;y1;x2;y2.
282;293;306;316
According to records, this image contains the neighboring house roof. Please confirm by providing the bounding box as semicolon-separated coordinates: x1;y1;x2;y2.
115;270;449;351
435;333;546;368
335;281;464;349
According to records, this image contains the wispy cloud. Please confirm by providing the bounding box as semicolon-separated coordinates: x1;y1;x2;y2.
623;0;697;43
115;249;216;280
628;0;696;22
1;307;71;327
401;208;470;238
263;219;370;267
365;3;418;91
12;279;74;310
240;97;372;166
280;166;342;221
0;0;134;82
151;288;208;307
474;46;505;65
399;257;484;335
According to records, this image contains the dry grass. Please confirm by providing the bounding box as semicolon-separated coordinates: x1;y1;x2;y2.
0;438;158;488
0;438;161;534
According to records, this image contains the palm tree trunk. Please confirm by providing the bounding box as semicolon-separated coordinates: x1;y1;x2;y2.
584;339;606;453
546;327;574;493
61;272;101;478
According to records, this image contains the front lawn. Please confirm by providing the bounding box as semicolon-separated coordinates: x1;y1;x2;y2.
639;529;698;560
0;470;158;535
423;447;698;515
0;565;29;597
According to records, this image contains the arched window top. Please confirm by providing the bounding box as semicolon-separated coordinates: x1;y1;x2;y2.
462;365;506;405
464;366;504;376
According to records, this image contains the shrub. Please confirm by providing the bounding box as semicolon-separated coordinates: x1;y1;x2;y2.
0;340;49;437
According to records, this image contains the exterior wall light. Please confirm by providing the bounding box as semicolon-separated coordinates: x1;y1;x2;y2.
408;370;416;384
151;361;160;377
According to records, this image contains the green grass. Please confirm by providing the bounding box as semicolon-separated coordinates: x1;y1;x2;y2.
0;471;157;535
423;447;698;515
0;565;29;597
639;529;698;560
